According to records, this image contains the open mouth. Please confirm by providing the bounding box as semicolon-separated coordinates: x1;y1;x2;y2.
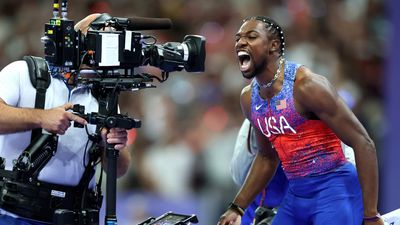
237;51;251;72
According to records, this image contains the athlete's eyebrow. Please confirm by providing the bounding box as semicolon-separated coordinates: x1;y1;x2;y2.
235;29;260;37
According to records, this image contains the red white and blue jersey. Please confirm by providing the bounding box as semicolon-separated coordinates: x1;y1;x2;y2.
249;61;347;179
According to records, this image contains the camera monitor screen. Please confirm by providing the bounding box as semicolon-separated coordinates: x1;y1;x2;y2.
146;212;197;225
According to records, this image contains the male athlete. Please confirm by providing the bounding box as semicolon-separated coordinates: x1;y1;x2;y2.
218;16;384;225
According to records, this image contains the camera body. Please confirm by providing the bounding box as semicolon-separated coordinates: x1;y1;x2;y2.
43;17;77;68
42;11;205;73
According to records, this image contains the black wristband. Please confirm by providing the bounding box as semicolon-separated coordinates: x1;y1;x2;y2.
363;213;381;222
228;202;245;216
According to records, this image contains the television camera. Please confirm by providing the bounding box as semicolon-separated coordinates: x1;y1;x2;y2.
38;1;205;225
41;1;205;75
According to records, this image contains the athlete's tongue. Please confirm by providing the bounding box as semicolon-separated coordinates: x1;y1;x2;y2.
238;51;251;71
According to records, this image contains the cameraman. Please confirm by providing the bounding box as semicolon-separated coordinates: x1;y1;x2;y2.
0;13;131;225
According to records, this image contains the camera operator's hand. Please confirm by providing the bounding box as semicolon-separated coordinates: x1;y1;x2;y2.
101;127;128;151
41;103;87;135
217;209;241;225
100;127;130;177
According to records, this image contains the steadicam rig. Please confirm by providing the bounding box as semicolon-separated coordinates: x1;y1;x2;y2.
40;1;206;225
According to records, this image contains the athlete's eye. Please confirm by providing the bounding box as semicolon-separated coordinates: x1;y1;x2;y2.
249;32;260;39
248;35;257;40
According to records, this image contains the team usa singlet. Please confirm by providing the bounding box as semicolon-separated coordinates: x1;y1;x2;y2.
248;61;364;225
250;61;347;179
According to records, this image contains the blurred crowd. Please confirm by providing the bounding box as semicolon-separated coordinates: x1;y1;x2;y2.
0;0;388;224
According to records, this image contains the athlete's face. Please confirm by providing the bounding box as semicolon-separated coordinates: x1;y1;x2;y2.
235;20;270;79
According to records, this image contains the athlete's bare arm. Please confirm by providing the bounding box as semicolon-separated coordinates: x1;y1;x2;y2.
233;85;280;208
218;85;279;225
294;66;382;222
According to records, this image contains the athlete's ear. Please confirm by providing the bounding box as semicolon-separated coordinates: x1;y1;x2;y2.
269;39;280;53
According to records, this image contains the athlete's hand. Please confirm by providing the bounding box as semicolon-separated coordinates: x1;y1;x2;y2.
101;127;128;150
217;209;241;225
41;103;87;135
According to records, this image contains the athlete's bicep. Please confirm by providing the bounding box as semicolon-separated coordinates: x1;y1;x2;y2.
295;71;371;148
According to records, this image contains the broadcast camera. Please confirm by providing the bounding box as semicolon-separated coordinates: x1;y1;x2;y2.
41;0;205;74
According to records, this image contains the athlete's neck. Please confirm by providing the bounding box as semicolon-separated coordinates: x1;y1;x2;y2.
257;57;285;99
257;57;284;89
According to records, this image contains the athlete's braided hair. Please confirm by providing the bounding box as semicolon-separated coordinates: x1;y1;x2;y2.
243;16;286;56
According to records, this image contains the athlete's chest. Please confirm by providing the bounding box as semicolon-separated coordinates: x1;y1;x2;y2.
252;98;301;137
250;61;306;138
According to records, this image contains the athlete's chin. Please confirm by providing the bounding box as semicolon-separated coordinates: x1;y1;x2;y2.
241;71;255;79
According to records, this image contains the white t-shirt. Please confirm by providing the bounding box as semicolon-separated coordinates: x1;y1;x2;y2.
0;60;99;187
230;119;256;186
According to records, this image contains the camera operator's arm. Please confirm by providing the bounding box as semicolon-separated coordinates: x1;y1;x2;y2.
0;99;87;135
101;128;131;177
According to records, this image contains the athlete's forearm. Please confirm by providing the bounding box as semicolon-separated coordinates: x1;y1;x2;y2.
233;153;278;209
0;101;42;134
354;138;380;217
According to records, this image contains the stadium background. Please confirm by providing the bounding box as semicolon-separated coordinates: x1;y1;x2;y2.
0;0;398;224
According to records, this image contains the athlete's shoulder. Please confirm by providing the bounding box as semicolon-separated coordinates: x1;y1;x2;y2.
294;65;312;81
294;66;331;92
240;84;252;107
240;83;252;96
240;83;253;119
294;65;337;113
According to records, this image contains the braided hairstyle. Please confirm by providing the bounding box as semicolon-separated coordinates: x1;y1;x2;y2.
243;16;286;56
